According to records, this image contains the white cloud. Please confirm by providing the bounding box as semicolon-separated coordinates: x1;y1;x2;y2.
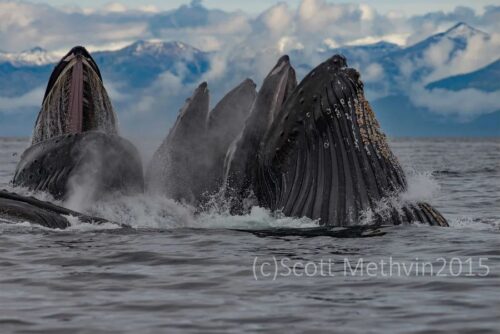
0;87;43;113
409;86;500;119
345;33;410;46
1;0;499;126
359;4;376;21
429;32;500;82
0;1;149;52
363;63;384;82
102;2;128;13
259;3;292;35
396;28;500;86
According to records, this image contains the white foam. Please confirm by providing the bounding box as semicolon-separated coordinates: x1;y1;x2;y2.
82;193;319;230
401;171;440;202
448;216;500;230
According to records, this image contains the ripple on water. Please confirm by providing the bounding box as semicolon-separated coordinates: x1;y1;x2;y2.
0;138;499;333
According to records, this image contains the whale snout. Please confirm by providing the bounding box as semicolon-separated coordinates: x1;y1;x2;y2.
328;54;347;68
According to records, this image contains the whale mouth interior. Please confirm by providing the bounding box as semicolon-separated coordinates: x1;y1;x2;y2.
63;54;101;134
32;46;117;145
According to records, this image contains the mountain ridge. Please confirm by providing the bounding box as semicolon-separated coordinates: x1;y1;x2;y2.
0;23;498;137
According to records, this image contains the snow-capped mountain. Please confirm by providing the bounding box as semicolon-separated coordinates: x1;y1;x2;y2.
0;47;58;66
387;22;490;83
0;23;498;136
401;22;488;57
92;40;210;89
319;41;401;62
285;22;493;98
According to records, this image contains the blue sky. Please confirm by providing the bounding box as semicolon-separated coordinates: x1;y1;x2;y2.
27;0;498;15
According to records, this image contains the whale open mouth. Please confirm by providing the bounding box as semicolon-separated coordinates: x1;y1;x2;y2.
32;46;117;145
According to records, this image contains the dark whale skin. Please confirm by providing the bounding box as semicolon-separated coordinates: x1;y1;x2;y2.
147;80;257;206
223;56;297;212
0;190;124;229
12;131;144;201
257;55;448;227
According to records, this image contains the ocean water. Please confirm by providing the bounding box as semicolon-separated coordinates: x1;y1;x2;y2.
0;137;499;333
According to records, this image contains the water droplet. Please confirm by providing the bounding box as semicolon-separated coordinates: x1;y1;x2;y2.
325;107;332;114
323;141;330;149
306;112;311;118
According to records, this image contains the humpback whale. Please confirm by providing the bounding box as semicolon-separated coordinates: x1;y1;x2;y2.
146;79;257;205
223;56;297;211
149;53;446;226
11;46;144;201
2;47;447;229
254;55;447;226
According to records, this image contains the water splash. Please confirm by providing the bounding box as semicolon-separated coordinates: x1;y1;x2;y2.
84;192;319;230
401;171;441;202
1;169;495;232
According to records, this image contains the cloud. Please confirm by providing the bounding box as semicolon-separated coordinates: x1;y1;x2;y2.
258;3;293;35
409;86;500;119
345;33;410;46
1;0;499;129
102;2;128;13
392;26;500;87
427;32;500;82
407;5;500;44
363;63;385;82
0;87;43;113
0;1;150;52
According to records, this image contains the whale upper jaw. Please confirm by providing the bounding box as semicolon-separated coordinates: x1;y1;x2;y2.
32;46;118;145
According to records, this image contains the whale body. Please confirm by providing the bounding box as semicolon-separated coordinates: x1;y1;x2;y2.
11;46;144;201
253;55;447;226
2;46;144;229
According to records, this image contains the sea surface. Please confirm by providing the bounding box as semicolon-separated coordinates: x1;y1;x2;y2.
0;137;499;333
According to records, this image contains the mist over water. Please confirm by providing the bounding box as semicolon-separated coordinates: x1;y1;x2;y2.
0;137;499;333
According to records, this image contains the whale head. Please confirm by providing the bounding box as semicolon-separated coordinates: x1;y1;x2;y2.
31;46;118;145
257;54;407;225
